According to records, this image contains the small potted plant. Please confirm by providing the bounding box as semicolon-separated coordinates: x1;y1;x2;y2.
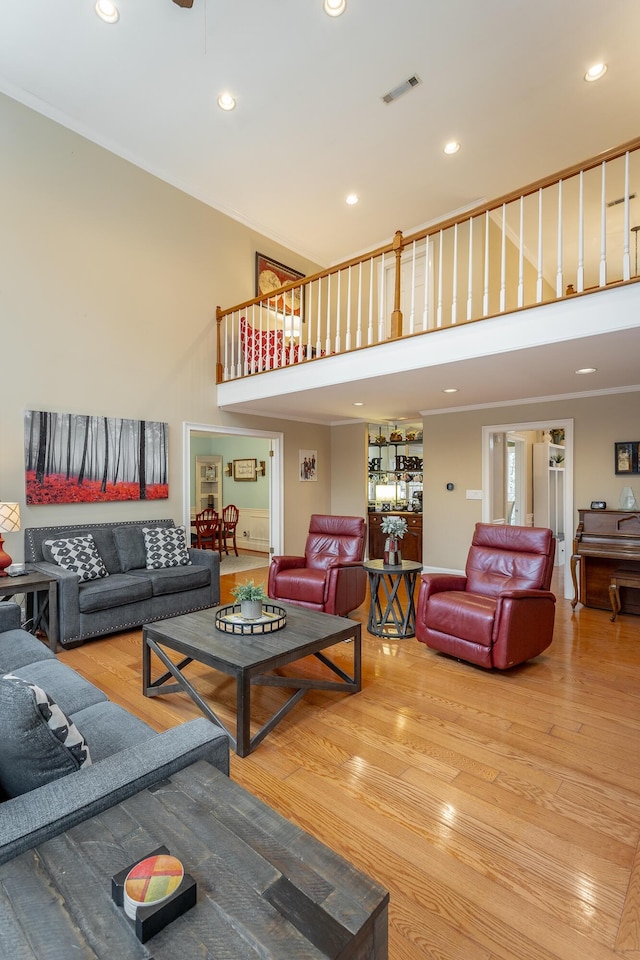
230;579;267;621
380;515;408;566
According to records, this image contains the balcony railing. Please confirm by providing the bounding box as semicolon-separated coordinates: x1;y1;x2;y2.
217;136;640;383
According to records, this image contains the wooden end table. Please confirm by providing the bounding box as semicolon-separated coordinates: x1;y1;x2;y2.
0;760;389;959
363;559;423;639
0;568;58;651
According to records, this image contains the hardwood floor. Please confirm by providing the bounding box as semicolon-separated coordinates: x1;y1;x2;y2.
56;565;640;960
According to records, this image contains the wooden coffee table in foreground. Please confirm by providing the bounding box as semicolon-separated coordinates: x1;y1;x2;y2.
0;759;389;959
143;603;361;757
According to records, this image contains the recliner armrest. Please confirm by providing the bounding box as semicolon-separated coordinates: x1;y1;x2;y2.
497;588;556;601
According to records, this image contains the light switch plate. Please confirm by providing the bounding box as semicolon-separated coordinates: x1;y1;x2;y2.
466;489;483;500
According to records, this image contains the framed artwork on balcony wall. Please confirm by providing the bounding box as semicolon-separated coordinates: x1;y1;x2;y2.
614;441;639;475
255;252;305;320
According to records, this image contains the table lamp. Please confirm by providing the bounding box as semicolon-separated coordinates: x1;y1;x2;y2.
0;502;21;576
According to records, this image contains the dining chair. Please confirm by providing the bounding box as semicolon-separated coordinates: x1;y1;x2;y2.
194;508;219;551
220;504;240;556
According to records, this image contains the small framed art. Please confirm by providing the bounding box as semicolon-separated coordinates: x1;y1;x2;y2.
233;458;258;482
615;442;639;475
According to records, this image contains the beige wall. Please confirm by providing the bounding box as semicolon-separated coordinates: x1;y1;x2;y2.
330;423;368;518
0;93;327;562
421;391;640;571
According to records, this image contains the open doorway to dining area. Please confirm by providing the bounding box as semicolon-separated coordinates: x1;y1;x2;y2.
182;422;282;578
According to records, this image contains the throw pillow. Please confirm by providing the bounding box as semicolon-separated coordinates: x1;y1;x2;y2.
0;674;92;798
143;525;191;569
44;535;109;582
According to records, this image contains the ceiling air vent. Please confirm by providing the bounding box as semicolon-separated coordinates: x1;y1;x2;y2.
381;75;421;105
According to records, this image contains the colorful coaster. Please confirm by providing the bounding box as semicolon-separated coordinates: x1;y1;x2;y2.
124;855;184;918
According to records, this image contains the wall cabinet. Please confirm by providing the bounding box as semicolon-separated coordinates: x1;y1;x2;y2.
195;455;222;515
368;512;422;562
533;442;564;563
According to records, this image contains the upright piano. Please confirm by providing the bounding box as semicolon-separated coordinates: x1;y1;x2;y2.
571;508;640;613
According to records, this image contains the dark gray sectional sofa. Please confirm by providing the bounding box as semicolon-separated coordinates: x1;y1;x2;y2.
25;519;219;648
0;601;230;865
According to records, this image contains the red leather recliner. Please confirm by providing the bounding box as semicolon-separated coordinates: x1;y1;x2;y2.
268;515;367;617
416;523;556;669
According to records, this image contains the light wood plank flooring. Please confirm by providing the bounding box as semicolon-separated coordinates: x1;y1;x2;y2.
57;563;640;960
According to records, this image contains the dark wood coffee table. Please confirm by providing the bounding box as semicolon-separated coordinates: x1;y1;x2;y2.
0;759;388;959
143;604;361;757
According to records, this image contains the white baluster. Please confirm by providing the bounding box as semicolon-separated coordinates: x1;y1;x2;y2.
556;179;563;298
536;188;543;303
335;269;342;354
483;212;490;316
409;240;416;333
600;161;607;287
356;261;362;348
577;171;585;293
378;252;385;342
517;196;524;308
437;230;443;327
367;257;374;345
423;236;430;330
316;278;323;355
451;223;458;324
500;203;506;312
467;217;473;320
325;272;331;356
623;152;631;281
346;265;352;351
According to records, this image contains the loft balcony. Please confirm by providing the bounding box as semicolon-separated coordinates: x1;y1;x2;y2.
217;138;640;425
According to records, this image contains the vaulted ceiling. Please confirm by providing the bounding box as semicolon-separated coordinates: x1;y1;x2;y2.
1;0;639;267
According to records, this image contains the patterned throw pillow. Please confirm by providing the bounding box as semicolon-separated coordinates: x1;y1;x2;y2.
143;526;191;569
44;535;109;582
0;674;91;798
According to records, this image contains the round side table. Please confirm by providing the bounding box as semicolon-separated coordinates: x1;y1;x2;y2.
363;559;423;638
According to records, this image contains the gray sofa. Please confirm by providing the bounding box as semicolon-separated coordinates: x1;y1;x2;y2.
0;601;230;865
25;519;219;648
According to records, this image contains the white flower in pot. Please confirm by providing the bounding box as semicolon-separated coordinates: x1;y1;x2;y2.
231;579;267;621
380;515;408;565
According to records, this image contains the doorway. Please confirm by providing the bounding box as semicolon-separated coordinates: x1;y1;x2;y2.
182;422;284;557
482;418;574;598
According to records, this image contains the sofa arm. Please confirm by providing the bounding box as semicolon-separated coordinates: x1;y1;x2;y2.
31;560;81;645
188;546;220;604
0;718;229;865
0;601;22;632
492;592;556;669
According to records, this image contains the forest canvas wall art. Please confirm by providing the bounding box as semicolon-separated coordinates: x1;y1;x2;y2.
25;411;169;504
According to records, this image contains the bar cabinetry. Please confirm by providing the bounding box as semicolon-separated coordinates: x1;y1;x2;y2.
368;512;422;563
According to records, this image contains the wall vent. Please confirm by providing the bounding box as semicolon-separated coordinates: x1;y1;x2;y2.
382;75;421;105
607;193;636;207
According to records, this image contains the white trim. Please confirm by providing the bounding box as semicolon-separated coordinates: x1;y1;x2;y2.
182;422;284;557
482;418;574;599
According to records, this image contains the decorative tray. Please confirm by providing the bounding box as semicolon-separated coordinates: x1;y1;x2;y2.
215;603;287;635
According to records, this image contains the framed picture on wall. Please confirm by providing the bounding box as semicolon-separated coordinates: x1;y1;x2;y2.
615;441;639;475
299;449;317;482
233;458;257;481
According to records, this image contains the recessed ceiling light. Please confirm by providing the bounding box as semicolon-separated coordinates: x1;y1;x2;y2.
95;0;119;23
443;387;459;393
352;402;364;407
217;92;236;112
323;0;346;16
575;367;597;374
584;63;607;82
345;194;359;206
443;141;461;156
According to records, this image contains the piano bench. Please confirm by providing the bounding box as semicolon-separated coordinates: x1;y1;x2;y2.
609;568;640;622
